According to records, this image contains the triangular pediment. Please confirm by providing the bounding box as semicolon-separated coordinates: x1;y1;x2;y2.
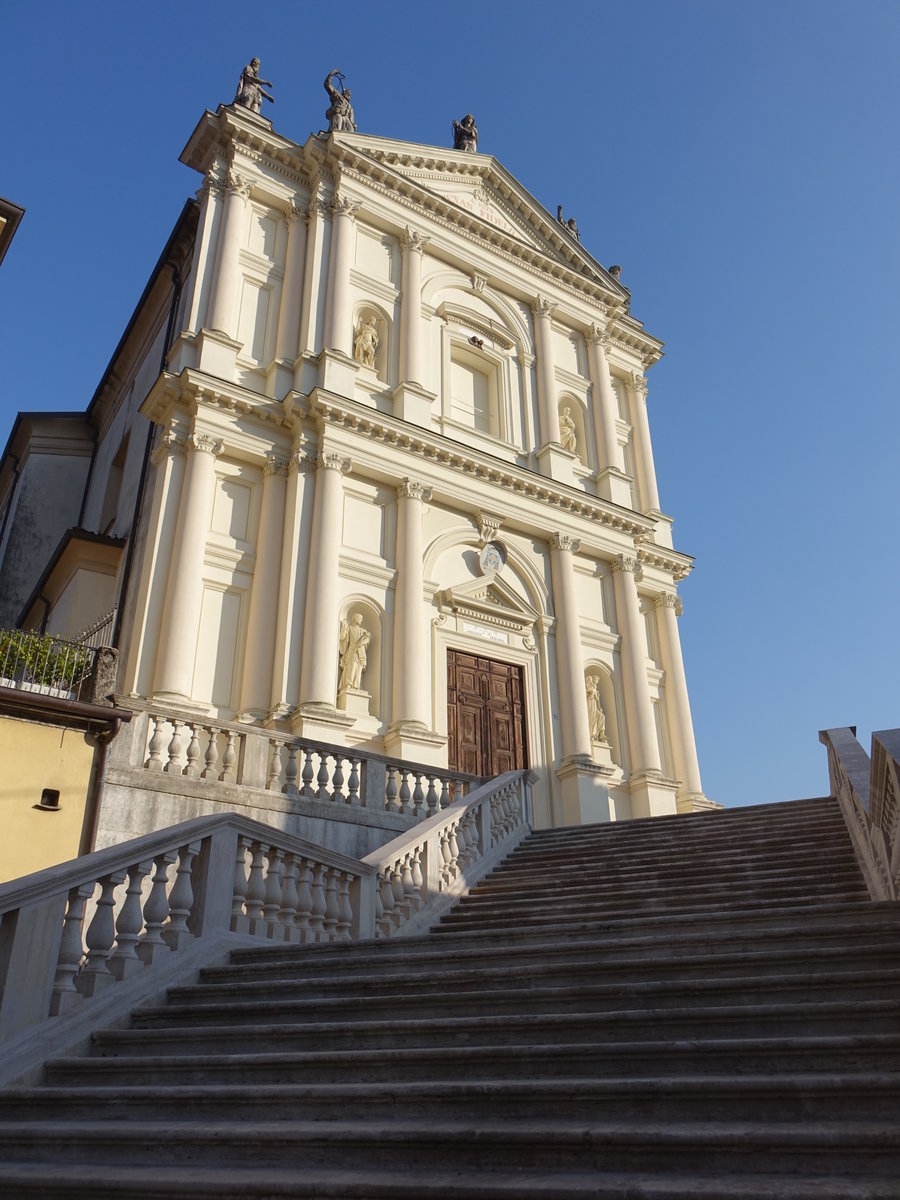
327;133;628;299
439;573;540;633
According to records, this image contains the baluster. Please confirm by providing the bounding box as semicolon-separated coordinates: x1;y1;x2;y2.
164;720;188;774
378;869;395;936
221;731;238;783
145;717;167;771
163;842;200;951
50;881;95;1015
245;842;267;931
447;822;461;882
412;774;425;818
282;745;299;799
267;742;284;791
184;724;202;778
391;862;409;922
440;829;453;889
262;848;285;936
401;854;420;911
347;757;360;806
201;726;220;780
374;874;385;933
109;859;153;980
385;766;398;813
137;851;177;965
316;755;330;802
279;855;300;943
309;863;327;941
231;836;252;934
300;748;315;799
411;849;425;904
398;770;411;815
425;775;438;818
80;871;127;995
332;757;344;803
457;813;474;868
295;858;314;942
336;872;353;939
323;868;340;941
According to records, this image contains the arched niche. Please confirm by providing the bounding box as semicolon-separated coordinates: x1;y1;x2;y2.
337;597;384;719
351;303;391;384
558;395;589;466
584;663;622;767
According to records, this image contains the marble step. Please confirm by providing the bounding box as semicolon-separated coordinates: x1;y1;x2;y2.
0;1163;895;1199
0;1117;895;1174
3;1074;898;1122
89;997;900;1055
47;1032;900;1087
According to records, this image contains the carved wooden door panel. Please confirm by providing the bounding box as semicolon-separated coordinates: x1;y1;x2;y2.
447;650;527;777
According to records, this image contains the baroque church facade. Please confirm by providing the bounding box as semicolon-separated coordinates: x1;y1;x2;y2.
0;79;708;834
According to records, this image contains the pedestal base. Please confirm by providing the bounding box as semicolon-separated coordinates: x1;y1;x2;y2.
556;757;612;826
265;357;296;402
290;701;355;744
383;721;446;768
337;687;370;719
535;442;577;486
677;790;719;814
317;347;359;395
392;381;436;427
595;466;635;507
628;770;679;819
194;327;242;378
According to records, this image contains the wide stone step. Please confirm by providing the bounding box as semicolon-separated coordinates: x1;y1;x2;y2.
0;1163;894;1199
3;1074;897;1123
90;998;900;1055
0;1117;895;1175
130;966;900;1028
512;819;850;855
173;941;900;1005
47;1033;900;1087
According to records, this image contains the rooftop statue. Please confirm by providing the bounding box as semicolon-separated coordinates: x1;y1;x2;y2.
557;205;580;243
325;69;357;132
233;57;274;114
452;113;478;153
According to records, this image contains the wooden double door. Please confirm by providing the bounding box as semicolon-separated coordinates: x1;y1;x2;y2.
447;649;528;778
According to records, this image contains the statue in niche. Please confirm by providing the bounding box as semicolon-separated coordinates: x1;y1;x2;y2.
557;206;580;243
452;114;478;153
338;613;371;692
324;69;357;132
353;314;379;369
559;405;578;454
234;58;274;114
586;676;607;743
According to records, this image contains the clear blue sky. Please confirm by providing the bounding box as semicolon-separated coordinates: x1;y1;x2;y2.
2;1;898;807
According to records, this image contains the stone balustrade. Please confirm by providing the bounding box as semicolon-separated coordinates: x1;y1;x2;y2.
0;769;535;1062
138;706;478;818
819;726;900;901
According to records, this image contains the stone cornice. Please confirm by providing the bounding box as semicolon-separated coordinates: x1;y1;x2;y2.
299;387;653;540
636;544;694;583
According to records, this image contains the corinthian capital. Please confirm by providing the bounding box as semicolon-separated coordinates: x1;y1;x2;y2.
400;226;429;254
263;453;291;478
189;433;224;457
226;169;252;199
398;478;432;502
654;591;683;616
549;533;580;554
330;193;361;220
150;429;188;466
612;552;639;575
530;295;557;320
318;452;351;474
629;370;648;398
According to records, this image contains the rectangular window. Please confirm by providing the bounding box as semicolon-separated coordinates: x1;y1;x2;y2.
450;358;496;436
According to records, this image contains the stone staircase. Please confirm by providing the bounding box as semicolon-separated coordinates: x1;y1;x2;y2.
1;795;900;1197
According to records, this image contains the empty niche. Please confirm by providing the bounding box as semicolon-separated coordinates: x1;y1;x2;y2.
337;598;383;719
352;305;390;382
558;396;588;465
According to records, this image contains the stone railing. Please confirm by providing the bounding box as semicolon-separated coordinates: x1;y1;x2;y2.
134;705;481;820
0;769;534;1079
819;726;900;901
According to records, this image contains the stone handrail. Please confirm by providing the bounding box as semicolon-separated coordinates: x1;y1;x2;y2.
0;769;535;1054
124;702;482;821
819;726;900;901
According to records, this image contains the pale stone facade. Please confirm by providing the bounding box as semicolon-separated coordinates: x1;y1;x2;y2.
0;97;709;834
